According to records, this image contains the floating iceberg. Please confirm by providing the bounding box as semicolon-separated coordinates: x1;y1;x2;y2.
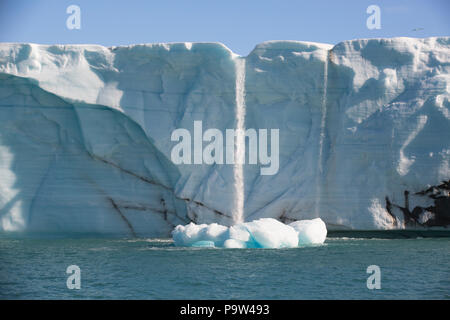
172;218;327;248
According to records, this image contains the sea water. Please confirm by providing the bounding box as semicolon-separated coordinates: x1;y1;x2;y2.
0;237;448;299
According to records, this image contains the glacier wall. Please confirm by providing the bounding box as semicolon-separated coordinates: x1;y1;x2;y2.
0;37;449;236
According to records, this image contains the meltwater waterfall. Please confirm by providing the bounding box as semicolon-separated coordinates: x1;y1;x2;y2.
233;57;246;224
315;53;329;217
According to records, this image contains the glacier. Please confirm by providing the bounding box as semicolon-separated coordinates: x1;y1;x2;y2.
0;37;449;236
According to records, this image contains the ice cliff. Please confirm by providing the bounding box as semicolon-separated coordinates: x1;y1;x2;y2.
0;37;449;236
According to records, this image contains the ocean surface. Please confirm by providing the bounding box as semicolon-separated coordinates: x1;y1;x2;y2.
0;236;449;299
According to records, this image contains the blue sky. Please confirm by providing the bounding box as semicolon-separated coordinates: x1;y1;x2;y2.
0;0;449;55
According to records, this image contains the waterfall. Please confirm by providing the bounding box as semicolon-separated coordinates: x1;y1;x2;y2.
315;52;329;217
233;57;246;224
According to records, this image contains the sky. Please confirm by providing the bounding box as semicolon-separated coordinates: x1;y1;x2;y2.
0;0;449;55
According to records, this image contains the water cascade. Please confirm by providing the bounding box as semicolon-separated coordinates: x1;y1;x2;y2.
233;57;246;224
315;52;329;217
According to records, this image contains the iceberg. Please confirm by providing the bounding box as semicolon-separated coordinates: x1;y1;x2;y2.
0;37;449;236
172;218;327;248
290;218;327;245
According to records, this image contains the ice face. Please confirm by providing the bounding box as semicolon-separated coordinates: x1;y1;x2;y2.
0;38;449;236
172;218;327;248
